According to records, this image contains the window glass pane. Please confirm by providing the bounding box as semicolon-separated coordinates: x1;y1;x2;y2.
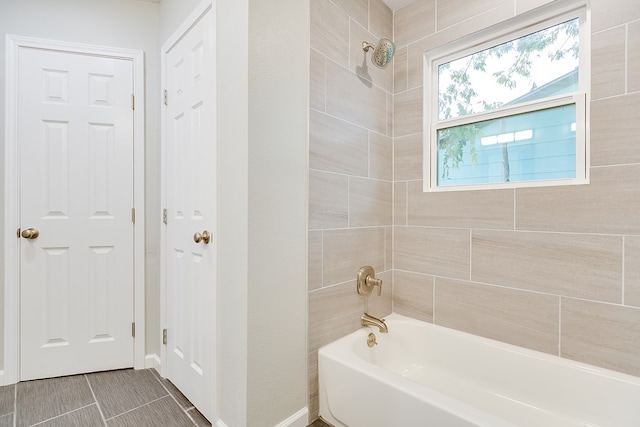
436;104;576;187
438;18;579;121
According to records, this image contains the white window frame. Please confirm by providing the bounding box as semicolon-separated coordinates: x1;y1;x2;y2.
423;2;590;192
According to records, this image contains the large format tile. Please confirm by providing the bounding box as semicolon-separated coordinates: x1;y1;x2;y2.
393;87;422;137
370;131;392;181
591;26;626;100
333;0;368;29
394;182;407;226
471;230;623;302
393;47;408;94
561;298;640;377
310;109;369;176
625;236;640;308
106;396;193;427
87;369;167;420
348;177;392;227
309;170;348;230
369;0;392;39
591;0;640;32
310;49;326;112
307;352;320;421
394;226;470;280
0;384;14;417
516;0;555;14
436;0;510;31
0;414;13;427
16;375;94;427
394;0;435;48
322;228;386;286
435;278;560;355
309;231;323;292
393;270;434;322
407;181;514;229
150;369;193;411
629;21;640;93
394;133;423;181
515;165;640;234
326;60;387;135
39;404;104;427
310;0;349;67
591;94;640;166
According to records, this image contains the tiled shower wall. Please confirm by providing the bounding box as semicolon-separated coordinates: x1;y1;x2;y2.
308;0;640;421
393;0;640;379
307;0;394;419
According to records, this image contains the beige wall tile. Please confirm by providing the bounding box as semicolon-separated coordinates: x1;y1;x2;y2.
561;298;640;377
406;6;514;89
625;236;640;308
350;20;394;93
370;132;393;181
437;0;511;31
394;226;470;279
394;133;423;181
629;21;640;93
394;270;433;322
323;227;386;286
326;60;387;134
311;0;350;67
309;281;365;352
334;0;368;29
309;109;369;176
394;46;408;94
435;278;560;354
365;269;393;318
515;0;555;14
309;170;348;230
370;0;393;39
592;94;640;166
407;181;514;229
394;182;407;225
310;49;326;112
385;226;393;270
394;0;436;48
516;165;640;235
387;92;394;137
393;86;422;137
309;231;323;291
591;26;626;100
472;230;623;303
592;0;640;33
349;177;392;227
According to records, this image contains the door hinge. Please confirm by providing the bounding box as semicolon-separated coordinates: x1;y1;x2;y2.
163;328;167;345
163;89;168;106
131;94;135;110
132;322;136;337
17;228;21;238
163;208;168;225
132;208;136;224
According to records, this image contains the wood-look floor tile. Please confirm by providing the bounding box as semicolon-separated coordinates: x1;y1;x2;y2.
39;404;104;427
0;384;14;417
106;396;193;427
87;369;167;420
0;414;13;427
186;408;212;427
16;375;94;427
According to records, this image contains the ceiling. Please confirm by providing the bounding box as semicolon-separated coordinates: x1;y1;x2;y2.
381;0;413;11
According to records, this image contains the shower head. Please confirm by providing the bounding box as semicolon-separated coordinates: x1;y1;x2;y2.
362;38;395;69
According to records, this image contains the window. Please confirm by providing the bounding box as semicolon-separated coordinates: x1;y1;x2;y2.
424;4;589;191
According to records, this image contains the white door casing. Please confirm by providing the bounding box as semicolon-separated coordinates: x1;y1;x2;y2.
3;36;145;385
161;3;217;422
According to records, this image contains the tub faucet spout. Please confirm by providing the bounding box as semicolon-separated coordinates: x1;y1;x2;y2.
361;313;388;333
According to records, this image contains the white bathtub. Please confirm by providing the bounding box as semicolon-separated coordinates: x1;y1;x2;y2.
319;313;640;427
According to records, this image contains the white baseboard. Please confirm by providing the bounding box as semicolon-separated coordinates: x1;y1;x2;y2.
275;407;309;427
145;353;161;371
217;421;229;427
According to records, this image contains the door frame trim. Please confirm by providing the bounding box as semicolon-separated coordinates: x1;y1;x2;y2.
2;35;146;385
159;0;213;379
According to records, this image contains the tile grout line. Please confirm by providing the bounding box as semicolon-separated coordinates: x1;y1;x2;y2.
150;370;199;426
29;404;100;427
102;395;171;423
84;374;108;427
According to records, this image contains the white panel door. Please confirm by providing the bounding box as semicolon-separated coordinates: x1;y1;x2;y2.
18;47;134;381
165;8;217;422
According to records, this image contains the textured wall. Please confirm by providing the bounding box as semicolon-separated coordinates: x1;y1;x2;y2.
393;0;640;378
